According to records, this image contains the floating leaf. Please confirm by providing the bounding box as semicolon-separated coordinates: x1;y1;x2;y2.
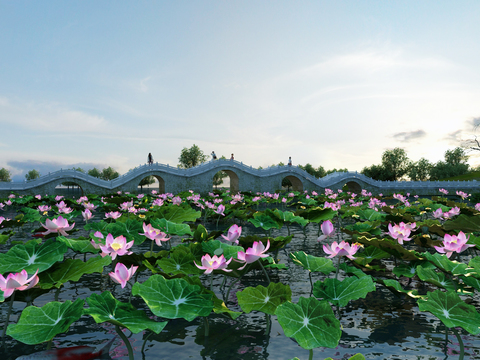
149;204;201;223
131;275;213;321
56;235;99;253
237;282;291;315
202;240;244;260
7;298;84;344
302;207;337;223
325;354;366;360
355;246;390;265
356;209;386;222
84;291;167;334
421;252;469;275
416;266;457;291
417;289;480;334
151;218;193;236
248;214;282;231
354;236;421;261
0;238;67;274
275;297;341;349
313;276;376;307
38;256;112;289
289;251;335;274
377;279;421;298
156;246;201;275
272;209;309;226
444;214;480;233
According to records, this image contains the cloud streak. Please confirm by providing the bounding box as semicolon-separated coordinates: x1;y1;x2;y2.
392;130;427;142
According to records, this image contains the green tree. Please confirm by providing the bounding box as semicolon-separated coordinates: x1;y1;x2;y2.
361;164;389;180
408;158;432;181
139;175;156;190
25;169;40;181
88;168;102;178
178;144;208;169
0;168;11;182
298;163;326;178
429;147;470;180
326;168;348;175
100;167;120;181
381;148;411;181
445;147;469;166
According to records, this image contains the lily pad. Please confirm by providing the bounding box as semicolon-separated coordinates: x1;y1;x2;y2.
392;260;435;278
377;279;421;298
84;291;168;334
38;256;112;289
313;276;376;307
149;204;201;223
131;275;213;321
151;218;193;236
289;251;336;274
421;252;469;275
7;298;84;344
202;240;244;260
444;214;480;233
416;266;457;291
417;289;480;334
237;282;291;315
248;214;282;231
275;297;341;349
56;235;99;253
156;246;201;275
0;238;67;274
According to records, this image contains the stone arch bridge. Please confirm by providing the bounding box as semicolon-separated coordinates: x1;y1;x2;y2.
1;159;479;197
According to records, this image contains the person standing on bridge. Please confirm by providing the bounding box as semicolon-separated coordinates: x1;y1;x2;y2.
211;151;217;161
288;157;292;166
148;153;153;165
230;154;234;161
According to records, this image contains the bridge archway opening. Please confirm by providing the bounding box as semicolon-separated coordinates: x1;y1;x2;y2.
282;176;303;192
137;175;165;194
54;181;84;197
345;181;362;194
213;170;239;193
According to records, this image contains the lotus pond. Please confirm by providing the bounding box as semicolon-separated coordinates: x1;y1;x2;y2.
0;188;480;360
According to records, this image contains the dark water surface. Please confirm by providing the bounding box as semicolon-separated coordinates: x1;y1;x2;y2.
1;209;479;360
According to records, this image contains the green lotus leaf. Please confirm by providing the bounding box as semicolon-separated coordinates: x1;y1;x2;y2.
150;218;193;236
339;263;369;278
237;282;291;315
84;220;108;233
149;204;201;223
416;266;457;291
0;290;4;302
313;276;376;307
417;289;480;334
212;294;242;320
6;298;84;344
355;246;390;265
461;276;480;291
343;221;382;236
56;235;99;254
354;236;421;261
421;252;469;275
301;207;337;223
156;246;201;275
193;224;208;242
392;260;435;278
84;291;167;334
131;275;213;321
248;214;282;231
272;209;309;226
444;214;480;233
105;219;146;245
275;297;341;349
0;232;13;245
202;240;243;260
289;251;335;274
377;279;421;298
38;256;112;289
325;354;366;360
468;256;480;275
356;209;386;222
0;238;67;274
19;207;43;223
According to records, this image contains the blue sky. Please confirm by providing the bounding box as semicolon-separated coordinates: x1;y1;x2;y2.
1;1;480;181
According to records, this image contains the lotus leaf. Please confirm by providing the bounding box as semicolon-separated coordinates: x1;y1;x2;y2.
417;289;480;334
7;298;84;344
56;235;99;253
84;291;168;334
151;218;193;236
275;297;341;349
237;282;291;315
313;276;376;307
131;275;213;321
289;251;335;274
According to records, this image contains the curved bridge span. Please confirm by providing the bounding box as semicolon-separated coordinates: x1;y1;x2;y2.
1;159;479;197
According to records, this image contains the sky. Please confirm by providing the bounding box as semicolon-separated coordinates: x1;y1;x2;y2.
1;1;480;181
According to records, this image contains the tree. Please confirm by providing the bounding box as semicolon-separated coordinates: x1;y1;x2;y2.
178;144;208;169
381;148;411;181
429;147;470;180
326;168;348;175
100;167;120;181
408;158;432;181
298;163;326;178
139;175;156;190
361;164;390;180
25;169;40;181
0;168;11;182
63;167;85;188
445;147;469;166
88;168;102;178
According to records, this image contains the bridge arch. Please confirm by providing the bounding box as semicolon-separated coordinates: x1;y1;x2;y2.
345;181;362;194
212;169;239;193
282;175;303;192
137;175;165;194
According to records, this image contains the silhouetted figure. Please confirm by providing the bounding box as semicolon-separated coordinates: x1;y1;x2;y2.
211;151;217;160
148;153;153;165
230;154;234;161
288;156;292;166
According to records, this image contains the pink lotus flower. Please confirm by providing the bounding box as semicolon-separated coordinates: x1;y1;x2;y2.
194;254;232;274
105;211;122;219
0;269;39;298
38;205;51;213
221;224;242;244
323;241;359;260
82;209;93;223
447;207;460;217
119;201;133;211
108;262;138;288
432;208;444;219
172;196;182;205
152;198;164;207
475;203;480;212
237;240;270;269
317;220;335;242
439;188;449;195
41;216;75;236
456;191;470;200
434;232;474;258
83;202;98;211
35;195;42;200
0;216;5;225
387;223;412;245
140;223;170;246
56;201;68;210
215;204;225;216
55;195;64;201
99;234;134;260
58;207;73;214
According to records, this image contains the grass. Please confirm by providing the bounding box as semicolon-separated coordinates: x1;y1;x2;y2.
439;171;480;181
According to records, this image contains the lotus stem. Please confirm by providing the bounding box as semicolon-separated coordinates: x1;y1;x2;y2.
265;313;271;336
1;290;15;346
210;273;214;292
115;325;134;360
309;348;313;360
258;259;270;284
150;240;154;254
46;338;53;350
225;264;251;304
203;317;209;337
309;272;314;296
54;286;61;302
452;328;465;360
335;257;341;280
141;331;154;355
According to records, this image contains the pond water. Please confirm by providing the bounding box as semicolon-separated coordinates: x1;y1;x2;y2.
0;207;479;360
